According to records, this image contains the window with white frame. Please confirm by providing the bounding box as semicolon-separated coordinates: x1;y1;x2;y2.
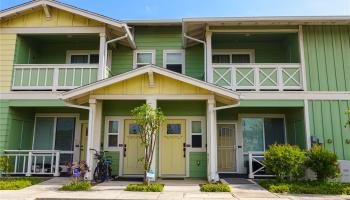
190;120;203;148
66;50;112;66
106;120;119;148
133;50;155;68
163;50;185;73
213;49;255;64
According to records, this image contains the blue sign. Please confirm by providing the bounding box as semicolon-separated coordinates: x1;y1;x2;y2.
73;168;80;177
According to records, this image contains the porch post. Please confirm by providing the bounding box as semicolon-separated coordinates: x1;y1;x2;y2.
86;99;103;180
304;99;312;149
147;98;157;179
206;30;213;83
207;97;219;182
98;32;106;80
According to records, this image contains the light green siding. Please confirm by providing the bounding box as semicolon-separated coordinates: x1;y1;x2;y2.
189;152;207;178
105;151;120;176
111;26;205;80
308;100;350;160
303;25;350;91
157;100;206;116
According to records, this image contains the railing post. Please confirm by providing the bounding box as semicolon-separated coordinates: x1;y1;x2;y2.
52;67;59;92
231;66;236;91
248;152;254;179
26;151;32;177
277;66;283;91
54;151;60;177
254;67;260;91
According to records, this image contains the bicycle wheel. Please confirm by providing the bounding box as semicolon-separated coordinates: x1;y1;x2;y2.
93;165;103;183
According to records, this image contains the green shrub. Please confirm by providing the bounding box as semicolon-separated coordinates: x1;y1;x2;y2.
125;183;164;192
0;156;12;174
59;181;91;191
263;144;306;179
257;179;350;194
200;183;231;192
305;145;339;181
0;178;43;190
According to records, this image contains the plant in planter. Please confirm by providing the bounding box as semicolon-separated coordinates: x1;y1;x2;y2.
263;144;306;180
131;103;165;185
305;145;339;181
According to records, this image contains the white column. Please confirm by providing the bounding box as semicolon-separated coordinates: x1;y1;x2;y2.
85;99;103;180
147;98;157;179
98;32;106;80
298;25;308;91
304;99;312;149
206;31;213;83
207;97;219;182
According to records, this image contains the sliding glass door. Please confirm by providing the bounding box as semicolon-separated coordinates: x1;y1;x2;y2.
33;116;76;164
242;117;285;153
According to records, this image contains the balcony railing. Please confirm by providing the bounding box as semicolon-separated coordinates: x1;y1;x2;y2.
248;151;275;179
212;63;303;91
12;64;98;91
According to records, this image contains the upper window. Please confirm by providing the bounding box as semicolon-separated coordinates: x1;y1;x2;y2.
133;50;155;68
66;51;99;64
163;50;185;73
213;49;255;64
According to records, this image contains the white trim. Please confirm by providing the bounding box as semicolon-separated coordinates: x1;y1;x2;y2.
303;100;312;149
162;49;186;74
209;29;299;33
188;118;206;152
90;94;213;100
65;50;112;67
298;25;307;91
213;49;256;63
104;117;122;151
60;65;240;100
133;50;156;69
239;91;350;100
0;27;106;34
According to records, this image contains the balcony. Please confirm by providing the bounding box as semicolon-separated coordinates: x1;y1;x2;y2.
12;64;98;91
212;63;302;91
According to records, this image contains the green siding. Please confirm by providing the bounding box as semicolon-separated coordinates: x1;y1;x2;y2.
189;152;207;178
111;26;204;80
105;151;120;176
157;100;206;116
103;100;146;116
308;100;350;160
303;25;350;91
239;100;304;107
213;33;300;63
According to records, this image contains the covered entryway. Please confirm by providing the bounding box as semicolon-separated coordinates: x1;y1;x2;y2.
160;119;186;176
217;123;237;172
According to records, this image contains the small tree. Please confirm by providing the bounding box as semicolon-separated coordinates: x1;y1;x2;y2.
131;104;165;184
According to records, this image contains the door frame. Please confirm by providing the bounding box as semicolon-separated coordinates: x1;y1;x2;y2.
158;116;206;178
216;121;239;173
32;113;80;162
78;120;88;161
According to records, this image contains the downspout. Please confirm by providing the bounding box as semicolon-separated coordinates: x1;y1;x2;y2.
104;34;128;77
64;102;93;180
183;34;207;82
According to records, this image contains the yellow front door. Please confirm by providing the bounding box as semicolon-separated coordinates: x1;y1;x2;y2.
80;123;88;161
161;119;186;176
123;120;144;175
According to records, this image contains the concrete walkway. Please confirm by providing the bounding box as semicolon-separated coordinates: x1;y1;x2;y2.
0;178;349;200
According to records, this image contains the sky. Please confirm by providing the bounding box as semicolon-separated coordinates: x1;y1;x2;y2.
1;0;350;20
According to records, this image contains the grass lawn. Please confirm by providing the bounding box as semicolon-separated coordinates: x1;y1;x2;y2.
125;183;164;192
0;177;44;190
256;179;350;195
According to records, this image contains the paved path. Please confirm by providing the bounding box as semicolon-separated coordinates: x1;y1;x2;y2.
0;178;349;200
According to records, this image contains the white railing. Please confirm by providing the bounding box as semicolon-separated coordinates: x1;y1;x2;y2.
12;64;99;91
1;150;60;176
212;63;303;91
248;151;275;179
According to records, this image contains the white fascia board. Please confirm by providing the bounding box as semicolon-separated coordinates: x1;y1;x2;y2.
0;92;60;99
61;65;240;100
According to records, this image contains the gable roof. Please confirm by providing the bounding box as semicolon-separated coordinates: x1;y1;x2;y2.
0;0;136;48
60;65;240;103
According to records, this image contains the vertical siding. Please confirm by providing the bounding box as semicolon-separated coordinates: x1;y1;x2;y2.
0;34;17;92
308;100;350;160
189;152;207;178
303;25;350;91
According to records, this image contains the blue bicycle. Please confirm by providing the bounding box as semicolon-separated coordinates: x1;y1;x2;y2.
91;149;112;183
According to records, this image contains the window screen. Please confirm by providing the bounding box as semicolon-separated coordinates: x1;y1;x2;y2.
165;52;183;73
70;55;89;64
231;54;250;63
213;55;230;63
89;54;99;64
136;52;153;68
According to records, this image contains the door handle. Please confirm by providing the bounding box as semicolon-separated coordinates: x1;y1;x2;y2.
123;144;127;157
183;143;186;157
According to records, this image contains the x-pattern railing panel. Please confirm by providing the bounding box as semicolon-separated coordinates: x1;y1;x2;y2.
212;63;303;91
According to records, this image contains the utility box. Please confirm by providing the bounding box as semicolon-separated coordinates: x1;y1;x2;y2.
338;160;350;183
